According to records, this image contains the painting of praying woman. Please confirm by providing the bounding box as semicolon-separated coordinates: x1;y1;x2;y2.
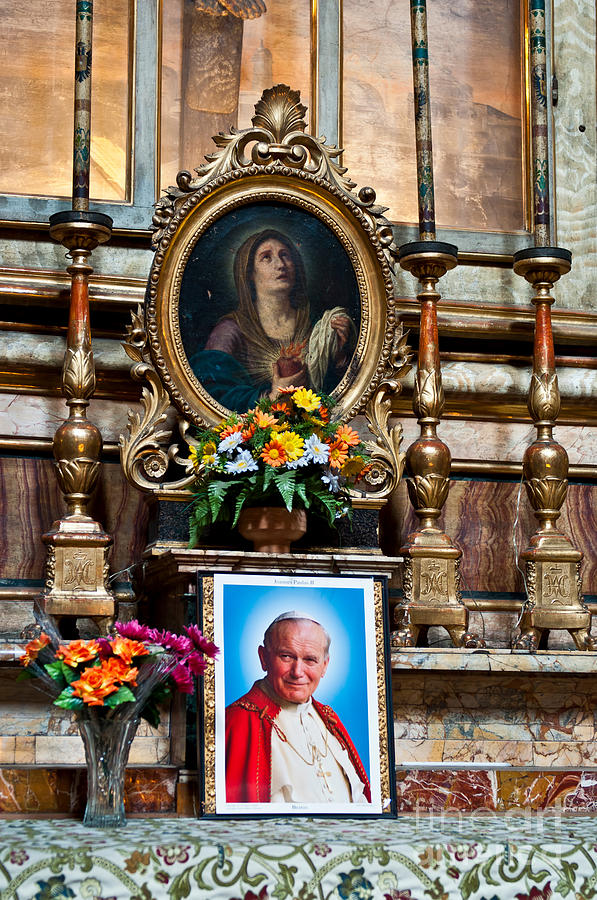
179;203;361;412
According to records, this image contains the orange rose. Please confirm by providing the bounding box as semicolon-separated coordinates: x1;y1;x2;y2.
101;656;139;687
20;632;51;666
56;639;100;668
71;665;119;706
111;636;149;666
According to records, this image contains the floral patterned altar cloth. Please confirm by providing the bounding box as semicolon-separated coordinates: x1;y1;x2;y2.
1;814;596;900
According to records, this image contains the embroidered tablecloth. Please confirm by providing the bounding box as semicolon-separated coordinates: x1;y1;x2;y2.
1;814;596;899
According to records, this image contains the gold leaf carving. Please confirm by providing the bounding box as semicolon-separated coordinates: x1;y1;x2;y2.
528;371;560;422
62;347;96;401
525;476;568;513
252;84;307;141
359;323;412;500
55;458;100;496
407;473;449;512
414;368;444;420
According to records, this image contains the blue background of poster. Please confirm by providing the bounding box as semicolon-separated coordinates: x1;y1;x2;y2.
221;579;371;778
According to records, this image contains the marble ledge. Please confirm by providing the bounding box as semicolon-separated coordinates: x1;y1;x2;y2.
144;546;403;578
391;648;597;674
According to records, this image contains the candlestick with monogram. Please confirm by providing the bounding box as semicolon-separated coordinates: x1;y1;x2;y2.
392;0;481;648
42;0;115;632
511;0;592;650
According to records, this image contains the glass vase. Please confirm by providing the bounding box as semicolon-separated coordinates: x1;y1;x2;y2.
77;711;139;828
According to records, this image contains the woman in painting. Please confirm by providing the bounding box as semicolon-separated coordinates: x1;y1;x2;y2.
189;229;356;411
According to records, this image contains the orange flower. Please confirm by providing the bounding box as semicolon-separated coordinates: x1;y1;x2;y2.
71;665;119;706
101;656;139;687
219;422;243;440
334;423;361;447
254;410;277;429
261;439;287;467
241;423;256;441
56;639;100;668
20;632;51;666
328;440;349;470
111;636;149;666
319;406;330;423
271;401;291;414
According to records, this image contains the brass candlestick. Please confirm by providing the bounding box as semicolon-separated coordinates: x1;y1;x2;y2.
391;0;481;648
512;248;593;650
392;244;481;648
510;1;592;650
41;0;115;633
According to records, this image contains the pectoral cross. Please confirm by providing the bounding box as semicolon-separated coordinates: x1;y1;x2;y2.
315;755;333;792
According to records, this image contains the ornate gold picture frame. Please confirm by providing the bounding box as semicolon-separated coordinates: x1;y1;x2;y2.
121;85;411;501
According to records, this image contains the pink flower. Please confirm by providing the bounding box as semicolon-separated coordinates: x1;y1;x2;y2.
114;619;155;642
188;651;207;676
171;664;194;694
96;637;113;659
153;630;193;655
184;624;219;658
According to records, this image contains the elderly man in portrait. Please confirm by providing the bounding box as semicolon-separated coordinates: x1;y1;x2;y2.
225;611;371;804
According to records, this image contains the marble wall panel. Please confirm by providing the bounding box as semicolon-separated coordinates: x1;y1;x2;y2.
0;394;134;443
0;767;177;814
394;418;597;468
383;478;597;595
393;671;597;768
0;457;149;586
553;0;597;311
395;769;597;812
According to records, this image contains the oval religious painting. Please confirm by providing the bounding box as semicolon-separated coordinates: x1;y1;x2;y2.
177;202;361;413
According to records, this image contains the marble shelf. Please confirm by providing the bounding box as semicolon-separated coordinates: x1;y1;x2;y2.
391;647;597;673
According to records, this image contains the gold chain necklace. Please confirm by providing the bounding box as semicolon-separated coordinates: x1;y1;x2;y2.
273;713;330;767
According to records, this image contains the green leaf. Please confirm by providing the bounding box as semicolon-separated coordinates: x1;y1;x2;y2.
53;686;84;711
459;866;480;900
310;485;340;525
207;480;230;522
262;465;276;492
294;481;310;508
60;660;78;684
44;660;67;685
104;685;136;708
232;487;251;528
273;469;297;511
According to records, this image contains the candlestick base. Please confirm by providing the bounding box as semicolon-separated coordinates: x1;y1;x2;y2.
391;533;484;649
513;534;593;652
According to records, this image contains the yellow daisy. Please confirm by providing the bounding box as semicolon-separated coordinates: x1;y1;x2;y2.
292;388;321;412
278;430;304;461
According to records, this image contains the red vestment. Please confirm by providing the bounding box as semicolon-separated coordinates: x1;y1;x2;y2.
225;681;371;803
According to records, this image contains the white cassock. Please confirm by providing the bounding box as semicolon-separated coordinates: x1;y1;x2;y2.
260;683;368;803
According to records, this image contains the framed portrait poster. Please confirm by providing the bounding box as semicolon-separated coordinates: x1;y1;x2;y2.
199;572;395;817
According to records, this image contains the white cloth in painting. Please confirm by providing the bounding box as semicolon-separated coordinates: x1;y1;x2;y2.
305;306;356;392
259;681;368;804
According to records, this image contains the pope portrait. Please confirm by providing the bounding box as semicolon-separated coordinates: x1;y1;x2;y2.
225;611;371;804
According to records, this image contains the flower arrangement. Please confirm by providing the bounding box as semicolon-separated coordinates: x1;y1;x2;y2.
187;388;371;545
19;619;218;727
19;617;218;827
